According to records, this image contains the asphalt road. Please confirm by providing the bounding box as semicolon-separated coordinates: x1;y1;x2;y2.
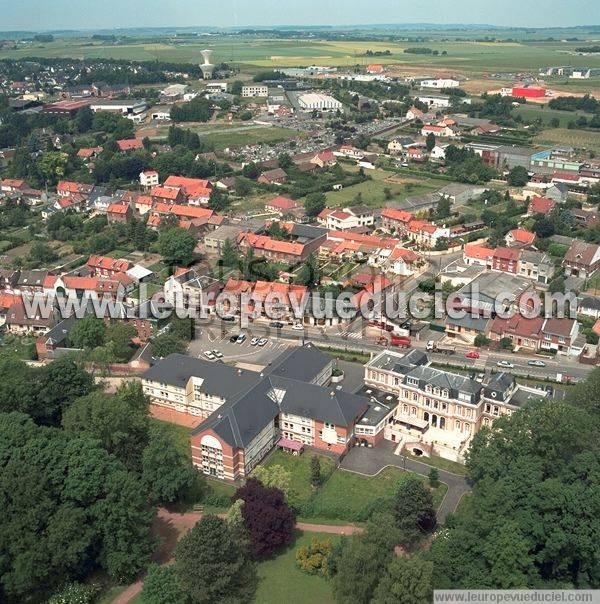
192;317;593;383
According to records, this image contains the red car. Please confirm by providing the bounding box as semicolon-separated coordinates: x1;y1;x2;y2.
465;351;480;359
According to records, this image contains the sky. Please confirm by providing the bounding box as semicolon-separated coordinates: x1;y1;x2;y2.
0;0;598;31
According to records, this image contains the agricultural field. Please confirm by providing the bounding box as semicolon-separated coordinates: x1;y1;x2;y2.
533;128;600;154
513;105;594;128
322;167;447;209
153;122;303;150
3;36;600;78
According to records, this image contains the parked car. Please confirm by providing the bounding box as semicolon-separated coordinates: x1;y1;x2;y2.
236;332;247;344
528;359;546;367
269;321;284;329
466;351;480;359
212;350;223;359
497;360;514;368
222;315;236;323
203;350;215;360
292;323;304;331
251;337;259;346
229;335;238;343
258;338;268;346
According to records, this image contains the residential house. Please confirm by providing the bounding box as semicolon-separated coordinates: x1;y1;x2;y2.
505;229;536;248
421;124;457;138
5;300;53;335
540;318;581;356
140;170;160;189
380;208;413;234
163;176;212;206
265;196;299;215
527;196;556;216
163;268;221;313
517;250;554;284
310;150;336;168
463;244;494;268
563;240;600;279
107;203;133;224
86;255;132;278
258;168;288;186
325;205;375;231
491;247;520;274
116;139;144;152
387;137;416;155
488;315;544;350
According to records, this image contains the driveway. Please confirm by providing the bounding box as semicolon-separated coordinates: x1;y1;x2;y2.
340;441;471;522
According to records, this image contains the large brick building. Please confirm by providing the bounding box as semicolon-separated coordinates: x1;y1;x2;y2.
141;344;371;481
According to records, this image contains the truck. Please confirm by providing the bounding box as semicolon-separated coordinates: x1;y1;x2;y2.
426;340;456;355
390;334;411;348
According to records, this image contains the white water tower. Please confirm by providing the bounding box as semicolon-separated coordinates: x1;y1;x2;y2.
200;49;215;79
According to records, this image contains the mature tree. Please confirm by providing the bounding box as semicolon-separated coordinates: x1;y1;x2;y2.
296;537;333;577
49;582;99;604
565;367;600;415
428;467;440;488
141;422;203;505
310;455;322;487
151;332;187;358
220;237;239;268
425;132;436;152
158;227;197;267
277;153;293;169
69;315;106;349
169;317;195;342
174;515;256;604
435;196;452;219
0;413;153;601
507;165;530;187
62;389;149;471
393;476;436;546
474;334;490;347
373;555;433;604
333;514;399;604
304;192;327;218
252;464;291;496
104;322;137;362
233;478;295;559
430;398;600;589
533;217;555;238
141;565;188;604
208;188;230;212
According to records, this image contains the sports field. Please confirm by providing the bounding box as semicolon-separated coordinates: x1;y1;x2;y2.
3;36;600;77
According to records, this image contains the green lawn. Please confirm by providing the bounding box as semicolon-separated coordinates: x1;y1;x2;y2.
259;451;447;523
261;450;335;510
254;531;339;604
309;467;447;522
403;452;468;476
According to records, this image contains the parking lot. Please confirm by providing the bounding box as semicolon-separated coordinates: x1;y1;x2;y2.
188;322;296;366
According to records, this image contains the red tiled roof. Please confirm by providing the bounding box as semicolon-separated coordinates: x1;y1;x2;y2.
117;139;143;152
528;196;555;215
87;255;131;273
381;208;413;223
151;186;181;200
107;203;130;214
508;229;536;245
464;243;494;261
266;196;297;211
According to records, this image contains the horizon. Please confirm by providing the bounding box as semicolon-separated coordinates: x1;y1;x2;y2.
1;0;599;32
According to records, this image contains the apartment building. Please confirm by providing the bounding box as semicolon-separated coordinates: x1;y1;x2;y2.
142;345;372;481
364;349;547;462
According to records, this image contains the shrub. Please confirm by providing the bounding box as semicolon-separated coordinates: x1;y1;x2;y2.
296;537;333;577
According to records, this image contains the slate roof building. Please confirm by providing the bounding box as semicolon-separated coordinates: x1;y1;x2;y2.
142;344;373;480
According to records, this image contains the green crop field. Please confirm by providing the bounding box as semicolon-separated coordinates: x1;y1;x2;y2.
534;128;600;154
322;167;447;209
3;36;600;77
154;122;302;149
513;105;594;128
